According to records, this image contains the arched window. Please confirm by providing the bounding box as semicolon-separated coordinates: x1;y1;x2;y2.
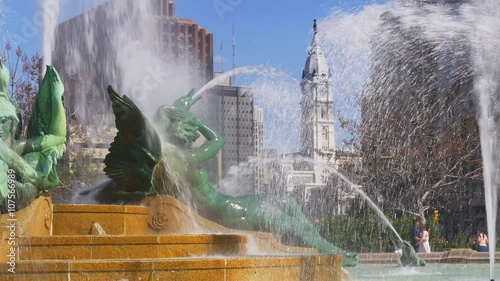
322;127;329;141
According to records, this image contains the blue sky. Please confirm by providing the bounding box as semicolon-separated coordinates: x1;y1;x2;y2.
2;0;103;56
2;0;386;80
176;0;386;77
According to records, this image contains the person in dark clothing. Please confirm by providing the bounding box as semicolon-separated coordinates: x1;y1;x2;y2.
410;219;421;251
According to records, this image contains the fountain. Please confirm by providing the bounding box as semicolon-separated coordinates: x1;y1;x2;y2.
468;1;500;280
0;66;348;279
1;0;500;279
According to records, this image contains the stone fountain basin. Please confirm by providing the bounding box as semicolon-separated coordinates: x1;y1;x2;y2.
18;234;247;260
0;255;342;281
0;194;345;281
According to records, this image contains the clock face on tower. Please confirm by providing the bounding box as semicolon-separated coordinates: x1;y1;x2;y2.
317;88;328;101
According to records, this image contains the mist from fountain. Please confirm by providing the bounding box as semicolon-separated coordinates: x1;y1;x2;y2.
367;1;499;279
319;0;500;278
221;155;405;245
44;0;202;127
192;65;287;99
42;0;60;70
465;1;500;279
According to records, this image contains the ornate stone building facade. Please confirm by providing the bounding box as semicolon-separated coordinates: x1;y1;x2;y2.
282;20;356;215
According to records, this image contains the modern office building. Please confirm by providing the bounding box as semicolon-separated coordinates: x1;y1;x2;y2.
198;85;255;187
152;0;175;17
154;0;214;81
53;0;213;124
253;107;265;193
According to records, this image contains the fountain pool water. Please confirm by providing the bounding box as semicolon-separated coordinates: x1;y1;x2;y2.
350;263;500;281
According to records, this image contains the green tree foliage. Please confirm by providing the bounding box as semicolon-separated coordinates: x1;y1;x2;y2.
318;203;470;253
319;214;413;253
319;200;416;253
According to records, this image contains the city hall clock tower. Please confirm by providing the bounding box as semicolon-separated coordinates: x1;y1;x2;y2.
300;20;336;166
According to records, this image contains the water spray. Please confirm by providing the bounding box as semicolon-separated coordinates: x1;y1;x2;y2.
193;65;285;98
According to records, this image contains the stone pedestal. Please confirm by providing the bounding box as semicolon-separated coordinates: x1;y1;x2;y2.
0;195;344;280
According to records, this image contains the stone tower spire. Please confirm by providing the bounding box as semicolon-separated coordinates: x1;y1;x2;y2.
300;19;335;165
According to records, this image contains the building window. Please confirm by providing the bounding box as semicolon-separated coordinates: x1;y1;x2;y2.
163;0;168;15
322;127;329;141
321;107;326;119
168;2;174;17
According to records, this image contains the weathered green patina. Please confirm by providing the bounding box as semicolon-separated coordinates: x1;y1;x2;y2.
95;86;359;266
0;63;66;213
400;241;426;267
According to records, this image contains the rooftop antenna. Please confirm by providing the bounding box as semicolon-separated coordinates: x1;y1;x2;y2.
232;23;236;85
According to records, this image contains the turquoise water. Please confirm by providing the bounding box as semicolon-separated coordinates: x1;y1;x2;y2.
349;264;499;281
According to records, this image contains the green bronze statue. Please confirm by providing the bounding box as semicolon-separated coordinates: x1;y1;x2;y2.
84;86;359;267
399;241;426;267
0;63;66;213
